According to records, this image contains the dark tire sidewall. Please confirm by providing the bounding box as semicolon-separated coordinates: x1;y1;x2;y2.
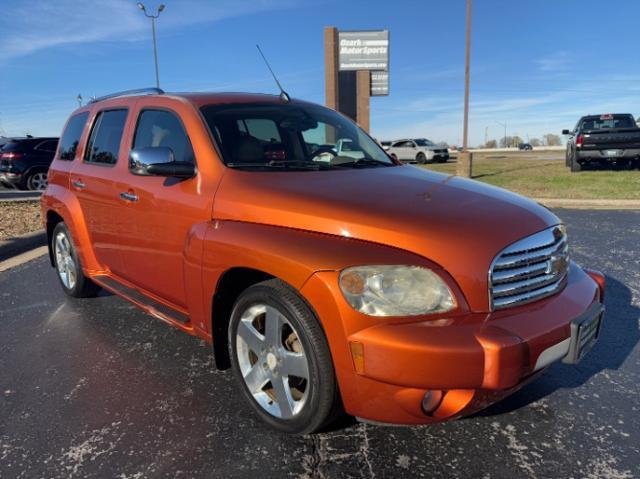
228;281;335;434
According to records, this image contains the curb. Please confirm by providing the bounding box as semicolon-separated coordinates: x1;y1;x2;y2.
0;229;47;262
534;198;640;210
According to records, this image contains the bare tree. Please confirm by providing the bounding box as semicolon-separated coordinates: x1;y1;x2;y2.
530;138;542;147
500;136;523;148
484;139;497;148
543;133;562;146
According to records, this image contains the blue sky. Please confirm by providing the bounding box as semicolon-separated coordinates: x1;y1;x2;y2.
1;0;639;146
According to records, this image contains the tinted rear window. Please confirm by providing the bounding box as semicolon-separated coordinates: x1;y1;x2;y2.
59;113;89;161
1;140;38;152
85;110;128;165
581;115;636;130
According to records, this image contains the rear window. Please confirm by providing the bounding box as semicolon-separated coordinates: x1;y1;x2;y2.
85;110;128;165
581;115;635;130
59;112;89;161
36;140;58;152
1;139;38;152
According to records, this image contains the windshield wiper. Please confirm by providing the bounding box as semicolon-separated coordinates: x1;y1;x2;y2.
226;160;326;170
330;158;393;168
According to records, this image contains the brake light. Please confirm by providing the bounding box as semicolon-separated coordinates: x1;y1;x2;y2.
0;152;24;160
576;134;583;147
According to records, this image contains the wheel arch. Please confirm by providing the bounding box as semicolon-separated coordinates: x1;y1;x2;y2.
41;185;101;272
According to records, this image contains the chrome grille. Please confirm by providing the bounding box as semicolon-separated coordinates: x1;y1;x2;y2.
490;225;568;310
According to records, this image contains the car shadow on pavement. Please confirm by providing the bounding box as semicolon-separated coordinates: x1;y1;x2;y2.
475;274;639;417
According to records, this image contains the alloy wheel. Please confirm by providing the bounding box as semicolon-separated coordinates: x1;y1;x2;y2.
28;172;48;190
54;231;77;290
235;303;310;419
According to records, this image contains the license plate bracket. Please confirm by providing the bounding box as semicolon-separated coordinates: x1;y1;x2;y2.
563;303;604;364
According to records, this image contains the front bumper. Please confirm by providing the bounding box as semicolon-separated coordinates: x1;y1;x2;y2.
301;263;603;424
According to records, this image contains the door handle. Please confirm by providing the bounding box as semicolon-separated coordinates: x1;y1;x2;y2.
72;180;85;190
119;192;139;202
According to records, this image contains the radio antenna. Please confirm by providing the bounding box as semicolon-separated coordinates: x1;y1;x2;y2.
256;44;290;103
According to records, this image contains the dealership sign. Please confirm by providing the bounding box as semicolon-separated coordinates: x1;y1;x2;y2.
370;71;389;96
338;30;389;96
338;30;389;71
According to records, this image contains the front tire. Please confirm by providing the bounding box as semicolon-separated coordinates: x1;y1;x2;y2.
228;279;339;434
416;152;427;164
52;223;100;297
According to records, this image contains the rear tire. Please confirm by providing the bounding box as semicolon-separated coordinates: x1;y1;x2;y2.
25;170;48;191
570;155;582;172
52;223;100;298
228;279;340;434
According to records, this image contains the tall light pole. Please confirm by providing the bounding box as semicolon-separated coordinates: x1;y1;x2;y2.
496;120;507;149
457;0;473;177
137;2;165;89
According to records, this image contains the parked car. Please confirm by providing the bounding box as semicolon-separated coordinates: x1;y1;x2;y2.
380;140;392;151
518;143;533;151
42;88;605;434
563;113;640;171
0;137;59;190
386;138;449;163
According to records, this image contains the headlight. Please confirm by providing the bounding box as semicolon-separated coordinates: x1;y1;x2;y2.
339;265;456;317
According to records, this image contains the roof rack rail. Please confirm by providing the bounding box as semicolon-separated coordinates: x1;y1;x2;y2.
88;87;164;104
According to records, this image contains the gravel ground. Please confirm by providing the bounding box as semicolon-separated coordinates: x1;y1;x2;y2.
0;201;41;240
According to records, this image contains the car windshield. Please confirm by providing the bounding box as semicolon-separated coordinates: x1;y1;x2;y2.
414;139;435;146
200;102;395;171
581;115;636;130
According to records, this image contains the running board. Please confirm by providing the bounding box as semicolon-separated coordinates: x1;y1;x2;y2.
93;275;190;325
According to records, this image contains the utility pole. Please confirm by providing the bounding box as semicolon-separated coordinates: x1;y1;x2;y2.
496;120;506;149
484;126;488;146
76;94;83;107
457;0;473;177
137;2;165;89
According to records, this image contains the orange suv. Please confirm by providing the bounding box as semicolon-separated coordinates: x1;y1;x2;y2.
41;88;605;434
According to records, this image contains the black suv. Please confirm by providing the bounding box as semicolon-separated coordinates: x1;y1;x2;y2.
0;137;59;190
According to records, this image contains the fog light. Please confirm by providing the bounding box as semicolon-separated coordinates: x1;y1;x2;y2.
421;390;444;414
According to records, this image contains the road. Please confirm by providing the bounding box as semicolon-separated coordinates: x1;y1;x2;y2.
1;209;638;478
0;186;41;202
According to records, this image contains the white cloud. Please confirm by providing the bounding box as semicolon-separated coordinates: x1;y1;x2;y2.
535;50;572;72
0;0;301;63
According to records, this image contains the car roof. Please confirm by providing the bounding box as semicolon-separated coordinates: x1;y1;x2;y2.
68;91;321;118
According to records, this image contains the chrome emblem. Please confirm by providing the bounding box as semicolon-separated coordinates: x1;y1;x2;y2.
546;254;568;275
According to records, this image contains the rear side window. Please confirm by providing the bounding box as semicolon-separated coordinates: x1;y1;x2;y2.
36;140;58;152
85;110;128;165
133;109;195;164
59;112;89;161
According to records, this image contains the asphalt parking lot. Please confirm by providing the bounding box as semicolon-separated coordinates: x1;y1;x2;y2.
1;209;638;478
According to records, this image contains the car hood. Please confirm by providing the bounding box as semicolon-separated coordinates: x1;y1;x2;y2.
214;165;559;311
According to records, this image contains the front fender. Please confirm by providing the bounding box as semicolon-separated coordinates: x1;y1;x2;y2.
200;219;468;330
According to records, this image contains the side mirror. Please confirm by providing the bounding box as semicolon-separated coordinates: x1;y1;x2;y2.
562;129;571;135
129;147;195;178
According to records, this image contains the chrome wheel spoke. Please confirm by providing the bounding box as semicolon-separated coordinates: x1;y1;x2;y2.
237;318;265;355
272;375;294;418
264;306;282;345
281;351;309;380
243;362;269;393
